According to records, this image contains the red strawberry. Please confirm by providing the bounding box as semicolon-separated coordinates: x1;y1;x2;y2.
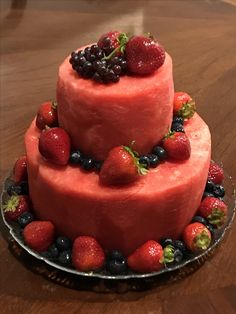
36;101;58;130
72;236;105;271
13;155;27;183
173;92;196;119
208;161;224;184
127;240;164;273
23;221;55;252
198;197;227;228
183;222;211;252
125;35;165;75
38;127;71;166
163;131;191;160
99;145;148;186
97;31;121;54
3;195;30;221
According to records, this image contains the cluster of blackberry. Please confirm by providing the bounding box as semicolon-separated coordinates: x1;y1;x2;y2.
69;43;127;83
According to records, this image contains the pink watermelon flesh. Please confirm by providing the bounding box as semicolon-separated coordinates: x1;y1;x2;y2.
25;114;211;256
57;51;174;160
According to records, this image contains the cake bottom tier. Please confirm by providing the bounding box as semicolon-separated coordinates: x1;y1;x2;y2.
25;114;211;256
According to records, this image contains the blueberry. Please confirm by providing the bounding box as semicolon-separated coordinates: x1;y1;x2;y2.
18;212;34;228
202;192;215;199
174;248;183;263
206;223;215;235
173;116;184;125
148;154;160;168
139;155;150;168
58;250;72;265
174;240;187;253
56;236;71;251
213;185;225;198
70;150;83;164
152;146;168;161
81;158;94;170
107;250;124;262
191;215;207;225
205;180;215;193
106;259;127;275
160;238;174;248
48;244;59;259
7;184;22;196
171;122;185;133
94;160;103;171
19;181;29;195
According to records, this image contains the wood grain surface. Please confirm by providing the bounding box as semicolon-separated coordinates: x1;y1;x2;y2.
0;0;236;313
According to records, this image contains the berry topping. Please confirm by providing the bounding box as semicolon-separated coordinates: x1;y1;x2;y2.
56;236;72;251
58;250;72;265
72;236;105;271
18;212;34;228
38;127;71;166
125;35;165;75
97;31;121;55
127;240;164;273
163;131;191;160
23;221;55;252
99;145;148;186
198;197;227;228
173;92;196;119
106;250;127;275
183;222;211;252
3;195;30;221
208;161;224;184
13;155;28;184
152;146;168;161
36;101;58;130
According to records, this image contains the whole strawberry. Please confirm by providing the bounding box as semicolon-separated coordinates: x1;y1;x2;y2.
38;127;71;166
127;240;164;273
198;197;227;228
72;236;105;271
97;31;121;55
208;161;224;184
173;92;196;119
163;131;191;160
125;35;165;75
13;155;27;183
99;145;148;186
183;222;211;252
3;195;30;221
23;221;55;252
36;101;58;130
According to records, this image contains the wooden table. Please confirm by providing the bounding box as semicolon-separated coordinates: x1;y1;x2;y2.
1;0;236;313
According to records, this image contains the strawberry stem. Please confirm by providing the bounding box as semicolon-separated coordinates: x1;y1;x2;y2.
102;33;129;60
194;230;211;251
207;208;225;228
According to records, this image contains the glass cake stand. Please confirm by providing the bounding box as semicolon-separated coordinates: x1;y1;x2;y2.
1;170;235;292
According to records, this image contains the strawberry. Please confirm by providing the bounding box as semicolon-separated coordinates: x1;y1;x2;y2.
99;145;148;186
173;92;196;119
127;240;164;273
36;101;58;130
23;221;55;252
3;195;30;221
208;161;224;184
97;31;121;54
72;236;105;271
183;222;211;252
163;131;191;160
13;155;27;183
38;127;71;166
125;35;165;75
198;197;227;228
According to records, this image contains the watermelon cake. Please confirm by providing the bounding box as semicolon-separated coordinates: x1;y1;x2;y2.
3;31;228;275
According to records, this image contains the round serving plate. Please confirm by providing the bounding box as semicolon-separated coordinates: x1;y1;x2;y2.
1;170;235;292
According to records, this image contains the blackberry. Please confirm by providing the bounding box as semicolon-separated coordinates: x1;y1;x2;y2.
70;44;128;84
